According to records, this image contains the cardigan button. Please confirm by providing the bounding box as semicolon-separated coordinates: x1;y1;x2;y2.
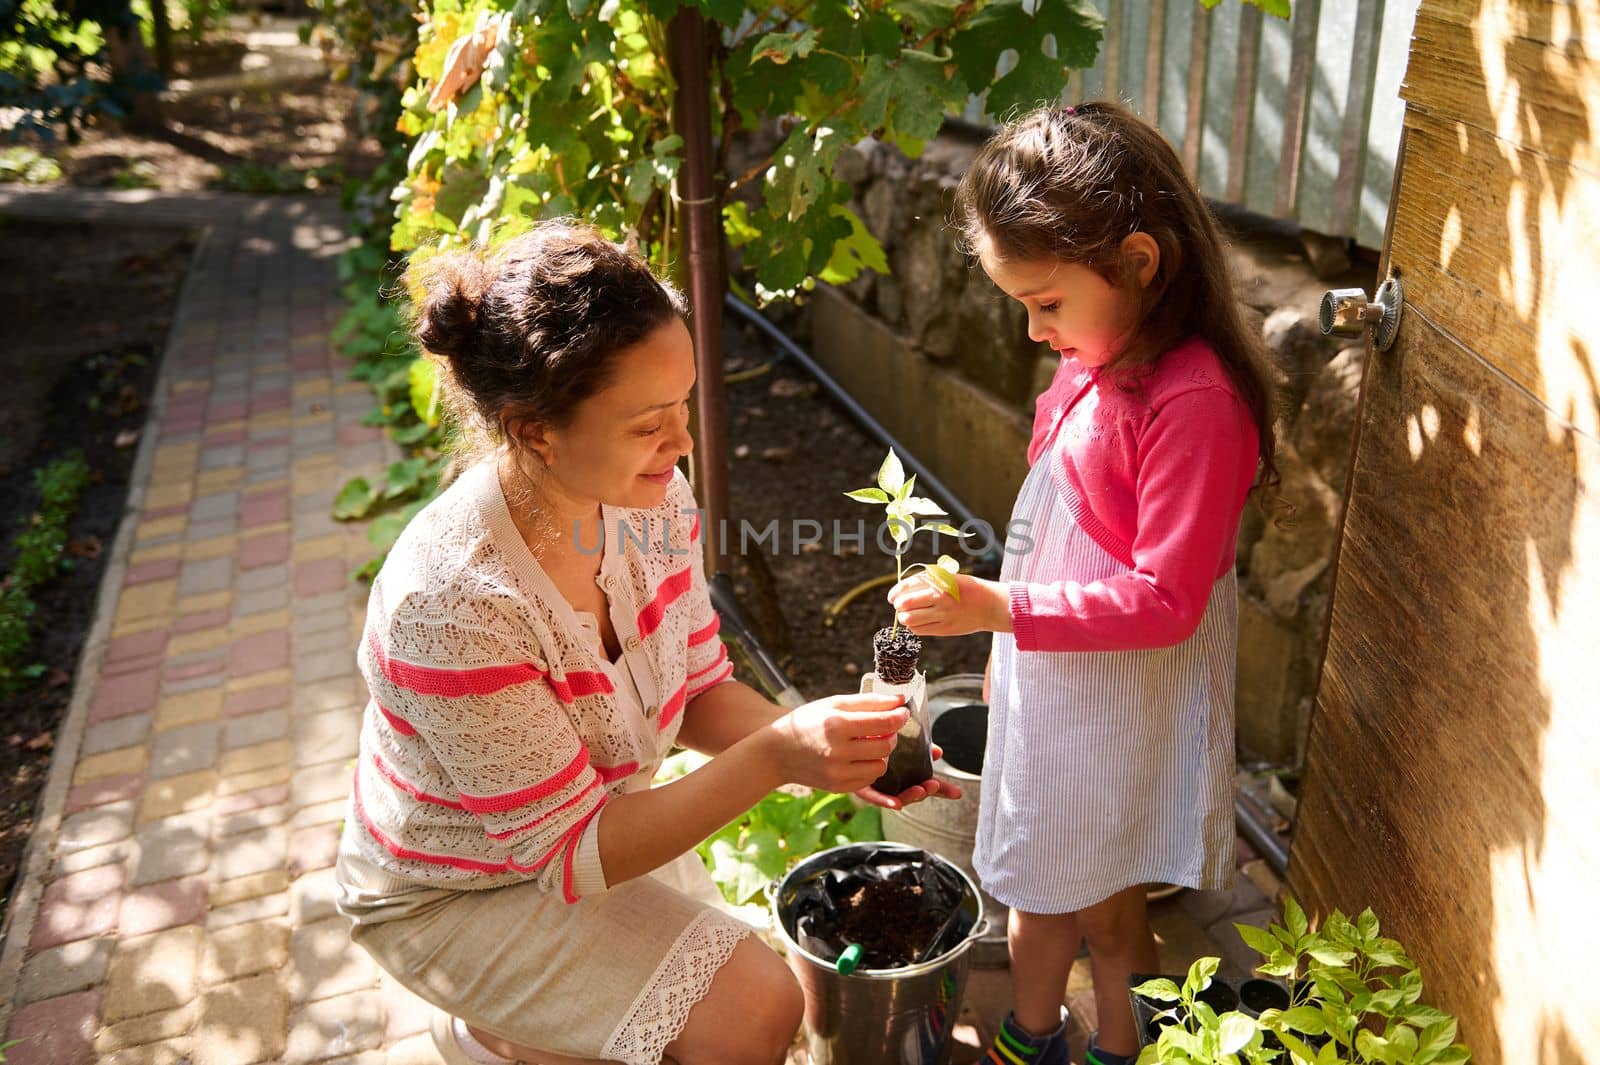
625;636;641;652
645;704;658;719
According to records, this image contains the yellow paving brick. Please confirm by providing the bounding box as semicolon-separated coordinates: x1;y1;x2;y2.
152;442;200;469
154;688;223;731
143;481;195;511
195;467;244;495
248;411;293;433
292;454;338;480
172;379;208;394
140;771;218;821
136;515;187;542
293;410;334;426
231;610;291;638
112;614;169;638
105;1036;192;1065
167;626;231;657
219;740;293;778
244;476;290;495
217;763;293;797
177;590;232;616
292;378;330;398
184;534;238;562
95;1002;196;1055
237;520;290;539
291;535;344;563
128;542;183;565
116;579;178;623
211;868;289;908
202;918;290;986
226;667;291;694
74;746;150;784
205;418;245;436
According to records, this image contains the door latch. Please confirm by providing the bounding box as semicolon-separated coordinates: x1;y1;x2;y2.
1319;276;1403;352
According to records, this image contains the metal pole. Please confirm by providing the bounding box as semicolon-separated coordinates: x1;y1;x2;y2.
668;8;731;578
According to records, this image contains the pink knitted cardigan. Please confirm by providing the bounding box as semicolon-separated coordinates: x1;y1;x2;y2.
344;463;733;903
1008;336;1259;653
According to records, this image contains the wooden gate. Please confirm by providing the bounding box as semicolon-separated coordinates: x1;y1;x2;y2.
1287;0;1600;1062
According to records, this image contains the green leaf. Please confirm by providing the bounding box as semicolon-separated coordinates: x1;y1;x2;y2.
1132;977;1182;1002
921;562;959;599
367;511;409;551
818;205;889;285
1430;1050;1470;1065
750;28;819;66
1218;1014;1257;1056
1307;946;1356;967
1284;896;1310;939
1274;1031;1320;1065
408;357;442;426
1238;923;1281;958
927;523;965;538
1277;1007;1326;1036
333;478;378;520
877;450;906;494
952;0;1103;115
1244;0;1292;17
845;488;891;504
892;0;965;35
1183;957;1221;997
857;50;967;143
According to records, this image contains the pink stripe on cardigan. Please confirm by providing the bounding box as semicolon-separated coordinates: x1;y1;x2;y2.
456;745;591;813
367;629;542;696
636;563;693;640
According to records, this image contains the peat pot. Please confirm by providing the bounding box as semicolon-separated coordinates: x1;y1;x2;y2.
880;674;1010;966
770;842;988;1065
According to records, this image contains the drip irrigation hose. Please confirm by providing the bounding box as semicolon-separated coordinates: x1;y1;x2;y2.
708;573;806;709
725;294;1002;574
822;573;900;626
725;358;781;384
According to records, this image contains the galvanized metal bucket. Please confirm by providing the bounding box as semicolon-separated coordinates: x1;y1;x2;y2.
769;842;989;1065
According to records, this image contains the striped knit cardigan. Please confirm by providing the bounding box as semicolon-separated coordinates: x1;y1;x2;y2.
343;462;734;903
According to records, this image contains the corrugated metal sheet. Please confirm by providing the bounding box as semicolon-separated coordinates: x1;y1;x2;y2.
963;0;1420;248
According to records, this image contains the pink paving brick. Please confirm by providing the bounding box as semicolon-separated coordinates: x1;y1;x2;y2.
202;426;247;447
250;388;292;414
214;783;291;816
337;421;384;446
248;432;290;449
105;628;169;666
29;864;124;952
222;684;290;717
173;607;231;635
208;399;249;422
288;823;343;877
118;875;208;937
124;557;182;586
64;772;145;816
4;990;99;1065
88;667;160;723
240;489;291;529
238;530;291;570
293;557;348;597
162;414;204;437
163;398;208;422
228;629;290;678
291;352;328;372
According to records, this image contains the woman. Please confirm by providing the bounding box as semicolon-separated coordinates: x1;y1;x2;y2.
334;220;957;1065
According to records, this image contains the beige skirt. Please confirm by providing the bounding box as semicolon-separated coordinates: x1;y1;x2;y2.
337;846;751;1064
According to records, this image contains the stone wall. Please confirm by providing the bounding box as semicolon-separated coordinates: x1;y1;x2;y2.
769;132;1372;765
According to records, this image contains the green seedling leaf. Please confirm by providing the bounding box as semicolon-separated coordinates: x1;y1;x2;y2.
1183;957;1221;997
1285;896;1309;939
1218;1013;1257;1055
877;449;906;495
845;488;890;503
334;478;377;520
921;562;959;599
1238;923;1281;957
1131;977;1182;1002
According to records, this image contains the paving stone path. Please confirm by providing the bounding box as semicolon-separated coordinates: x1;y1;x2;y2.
0;187;445;1065
0;186;1276;1065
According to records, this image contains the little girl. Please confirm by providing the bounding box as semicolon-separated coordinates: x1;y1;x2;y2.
888;102;1278;1065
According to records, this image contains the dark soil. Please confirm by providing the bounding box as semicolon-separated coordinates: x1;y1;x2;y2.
930;704;988;774
721;324;991;700
0;224;192;914
872;625;922;683
834;878;946;969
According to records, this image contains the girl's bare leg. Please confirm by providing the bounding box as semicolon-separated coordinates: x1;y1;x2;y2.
467;936;802;1065
1008;907;1083;1036
1077;883;1160;1058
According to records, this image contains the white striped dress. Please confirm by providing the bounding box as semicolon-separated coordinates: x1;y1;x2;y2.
973;411;1239;915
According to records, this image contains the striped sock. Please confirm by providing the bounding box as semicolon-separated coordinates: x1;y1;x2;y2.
984;1012;1060;1065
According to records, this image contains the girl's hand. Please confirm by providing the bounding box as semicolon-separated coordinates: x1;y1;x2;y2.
854;744;965;810
887;573;1012;637
767;693;909;795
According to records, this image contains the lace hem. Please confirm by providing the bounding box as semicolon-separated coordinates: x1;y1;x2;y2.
601;909;752;1065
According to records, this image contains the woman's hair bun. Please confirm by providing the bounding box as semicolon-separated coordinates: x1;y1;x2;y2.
412;250;491;364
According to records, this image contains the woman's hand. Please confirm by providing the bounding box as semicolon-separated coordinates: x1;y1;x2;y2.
854;744;965;810
887;572;1012;637
765;692;909;795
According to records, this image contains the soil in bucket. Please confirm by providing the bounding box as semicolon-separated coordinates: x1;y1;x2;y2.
791;848;972;969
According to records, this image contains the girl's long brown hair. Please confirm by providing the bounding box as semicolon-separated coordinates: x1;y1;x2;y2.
955;101;1280;495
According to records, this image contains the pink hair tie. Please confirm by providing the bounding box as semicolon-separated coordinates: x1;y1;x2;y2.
1065;105;1077;115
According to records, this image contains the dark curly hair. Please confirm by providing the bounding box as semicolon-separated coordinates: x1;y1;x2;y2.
408;220;687;465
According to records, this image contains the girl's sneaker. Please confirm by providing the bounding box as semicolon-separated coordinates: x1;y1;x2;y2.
1085;1030;1139;1065
428;1005;517;1065
981;1010;1070;1065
